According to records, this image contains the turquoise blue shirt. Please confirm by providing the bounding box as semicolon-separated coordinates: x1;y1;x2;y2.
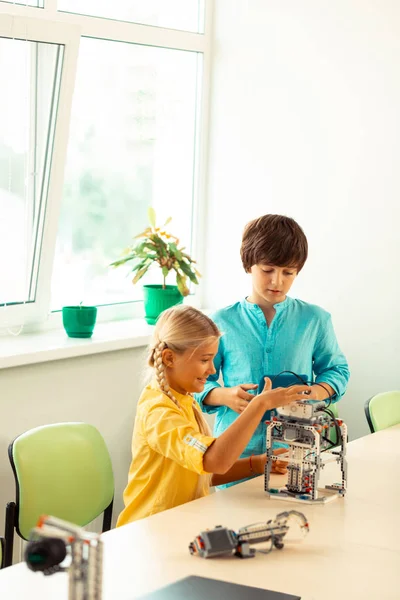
195;296;349;470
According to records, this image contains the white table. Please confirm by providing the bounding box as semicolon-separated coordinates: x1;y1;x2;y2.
1;426;400;600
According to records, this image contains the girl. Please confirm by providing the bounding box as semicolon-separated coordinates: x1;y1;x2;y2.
117;305;311;526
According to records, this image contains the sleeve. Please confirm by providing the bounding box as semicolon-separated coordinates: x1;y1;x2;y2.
194;339;223;414
313;313;350;401
144;401;216;475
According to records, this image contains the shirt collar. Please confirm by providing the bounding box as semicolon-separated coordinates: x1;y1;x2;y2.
241;295;292;313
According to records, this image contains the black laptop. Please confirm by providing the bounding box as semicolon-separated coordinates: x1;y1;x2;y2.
137;575;301;599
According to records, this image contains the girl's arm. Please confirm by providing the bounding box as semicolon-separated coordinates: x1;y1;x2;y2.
211;449;288;486
203;378;310;474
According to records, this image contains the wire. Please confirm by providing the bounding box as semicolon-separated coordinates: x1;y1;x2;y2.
269;370;334;407
322;408;342;447
270;371;308;386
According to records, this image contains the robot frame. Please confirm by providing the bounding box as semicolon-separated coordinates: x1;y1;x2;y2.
264;379;348;504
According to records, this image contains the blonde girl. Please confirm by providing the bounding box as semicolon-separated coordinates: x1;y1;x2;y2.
117;305;311;526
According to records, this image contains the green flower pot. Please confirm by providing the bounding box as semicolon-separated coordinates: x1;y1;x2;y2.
62;306;98;338
143;285;183;325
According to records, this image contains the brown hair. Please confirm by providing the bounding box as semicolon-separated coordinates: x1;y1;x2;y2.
240;214;308;272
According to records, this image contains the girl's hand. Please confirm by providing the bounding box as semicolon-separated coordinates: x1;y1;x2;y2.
225;383;259;413
257;377;316;410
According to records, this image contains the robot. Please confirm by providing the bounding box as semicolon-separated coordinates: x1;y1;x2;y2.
25;515;103;600
189;510;309;559
265;398;348;503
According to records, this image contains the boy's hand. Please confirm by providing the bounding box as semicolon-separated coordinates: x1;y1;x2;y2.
257;377;316;410
226;384;258;414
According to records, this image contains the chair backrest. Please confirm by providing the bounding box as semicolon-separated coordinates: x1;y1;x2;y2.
364;391;400;433
9;422;114;540
0;537;4;569
327;401;339;445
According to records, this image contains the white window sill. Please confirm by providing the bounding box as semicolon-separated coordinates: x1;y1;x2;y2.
0;318;154;370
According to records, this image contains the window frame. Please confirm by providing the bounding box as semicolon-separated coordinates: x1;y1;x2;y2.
0;1;213;332
0;13;80;329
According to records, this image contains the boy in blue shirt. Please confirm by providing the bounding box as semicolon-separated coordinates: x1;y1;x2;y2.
196;214;349;485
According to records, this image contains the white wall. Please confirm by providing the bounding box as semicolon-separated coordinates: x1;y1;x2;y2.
0;348;147;539
204;0;400;439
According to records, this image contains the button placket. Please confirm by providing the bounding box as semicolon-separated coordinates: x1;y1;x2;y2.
265;314;276;354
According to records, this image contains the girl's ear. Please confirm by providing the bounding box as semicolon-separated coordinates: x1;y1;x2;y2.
161;348;175;368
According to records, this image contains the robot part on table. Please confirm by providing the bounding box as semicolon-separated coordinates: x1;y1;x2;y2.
25;515;103;600
264;375;348;504
189;510;309;559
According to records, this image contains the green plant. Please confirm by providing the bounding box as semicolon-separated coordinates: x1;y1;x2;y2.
110;208;200;297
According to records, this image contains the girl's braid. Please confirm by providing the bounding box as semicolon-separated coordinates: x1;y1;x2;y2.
153;340;180;408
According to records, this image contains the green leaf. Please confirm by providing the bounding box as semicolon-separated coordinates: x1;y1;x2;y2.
110;252;138;267
132;264;150;284
152;235;168;257
148;207;156;229
176;273;189;297
162;266;169;278
178;260;199;284
169;242;182;261
163;216;172;227
110;258;126;267
131;259;151;272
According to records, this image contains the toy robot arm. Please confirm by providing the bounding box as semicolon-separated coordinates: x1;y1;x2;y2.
189;511;309;560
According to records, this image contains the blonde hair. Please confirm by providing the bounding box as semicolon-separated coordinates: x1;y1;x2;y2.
148;305;221;497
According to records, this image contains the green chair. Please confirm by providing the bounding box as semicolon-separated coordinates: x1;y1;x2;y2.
325;401;340;446
4;422;114;568
364;391;400;433
0;537;4;569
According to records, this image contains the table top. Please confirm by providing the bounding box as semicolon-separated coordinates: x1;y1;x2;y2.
1;425;400;600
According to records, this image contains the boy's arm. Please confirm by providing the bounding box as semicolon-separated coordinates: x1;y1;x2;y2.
204;384;259;412
312;314;350;401
195;348;258;414
194;312;258;414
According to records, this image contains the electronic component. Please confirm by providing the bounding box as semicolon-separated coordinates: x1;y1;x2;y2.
277;400;326;421
189;526;238;558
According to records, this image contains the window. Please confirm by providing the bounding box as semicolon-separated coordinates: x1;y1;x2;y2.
58;0;205;34
0;1;42;6
0;37;63;306
0;15;79;329
51;39;201;309
0;2;210;330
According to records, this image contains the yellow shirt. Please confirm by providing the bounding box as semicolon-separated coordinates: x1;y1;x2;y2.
117;381;216;526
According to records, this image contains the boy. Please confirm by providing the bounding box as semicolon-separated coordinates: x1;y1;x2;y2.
196;214;349;484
